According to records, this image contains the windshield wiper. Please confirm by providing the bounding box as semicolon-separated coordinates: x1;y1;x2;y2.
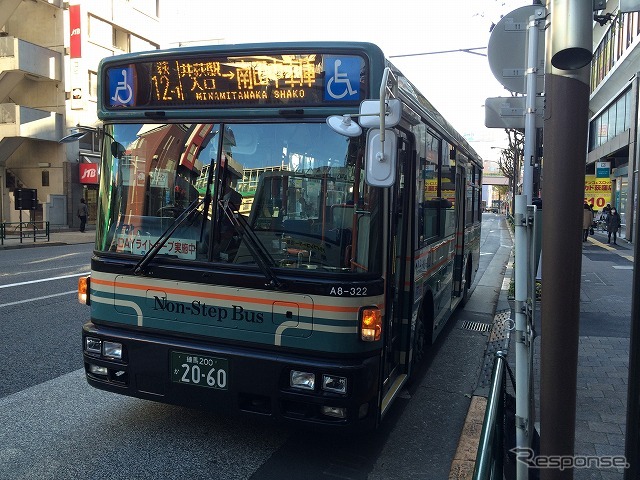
219;192;284;290
133;196;205;275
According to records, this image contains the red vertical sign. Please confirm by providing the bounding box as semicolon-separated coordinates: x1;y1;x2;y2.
69;4;81;59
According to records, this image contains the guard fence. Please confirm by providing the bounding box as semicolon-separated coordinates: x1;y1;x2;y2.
0;221;50;245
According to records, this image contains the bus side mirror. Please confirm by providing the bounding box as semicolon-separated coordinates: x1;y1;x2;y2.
358;99;401;128
365;129;397;187
111;141;126;159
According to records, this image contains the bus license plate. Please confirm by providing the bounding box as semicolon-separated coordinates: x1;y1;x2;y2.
170;351;229;390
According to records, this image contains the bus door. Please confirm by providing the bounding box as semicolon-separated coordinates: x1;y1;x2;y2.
381;133;410;413
453;164;466;297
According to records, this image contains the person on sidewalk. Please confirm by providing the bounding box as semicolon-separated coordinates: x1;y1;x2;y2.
607;207;621;245
77;197;89;233
582;203;593;242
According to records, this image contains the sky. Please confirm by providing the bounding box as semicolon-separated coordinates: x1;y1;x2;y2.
162;0;534;163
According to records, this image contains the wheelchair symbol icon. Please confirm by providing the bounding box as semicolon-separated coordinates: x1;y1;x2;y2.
326;59;357;100
111;69;133;105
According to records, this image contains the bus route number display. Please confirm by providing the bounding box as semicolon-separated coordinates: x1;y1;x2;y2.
106;53;366;109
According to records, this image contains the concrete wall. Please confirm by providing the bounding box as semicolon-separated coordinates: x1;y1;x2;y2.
4;2;64;51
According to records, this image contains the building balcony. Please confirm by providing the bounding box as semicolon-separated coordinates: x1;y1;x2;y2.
0;36;62;82
0;103;63;142
590;9;640;114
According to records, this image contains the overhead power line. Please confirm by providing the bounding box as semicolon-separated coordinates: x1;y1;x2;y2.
389;47;487;58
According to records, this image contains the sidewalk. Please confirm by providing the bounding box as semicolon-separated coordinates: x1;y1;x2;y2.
512;229;633;480
0;227;96;250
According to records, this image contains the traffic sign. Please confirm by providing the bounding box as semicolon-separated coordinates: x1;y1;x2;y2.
485;96;544;129
487;5;546;94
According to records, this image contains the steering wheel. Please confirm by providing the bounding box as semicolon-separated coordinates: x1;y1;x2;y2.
156;205;184;218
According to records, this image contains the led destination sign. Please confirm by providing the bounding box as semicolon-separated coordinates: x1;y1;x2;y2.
105;53;367;109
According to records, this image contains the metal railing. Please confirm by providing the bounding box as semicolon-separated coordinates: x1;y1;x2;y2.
473;351;507;480
0;221;50;245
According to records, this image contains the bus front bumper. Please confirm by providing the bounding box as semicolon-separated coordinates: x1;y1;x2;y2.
82;322;381;430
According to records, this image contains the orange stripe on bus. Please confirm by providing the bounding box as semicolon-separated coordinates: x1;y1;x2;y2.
405;253;455;287
91;277;362;313
412;238;455;261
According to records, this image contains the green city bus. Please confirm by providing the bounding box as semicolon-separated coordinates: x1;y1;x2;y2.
79;42;482;430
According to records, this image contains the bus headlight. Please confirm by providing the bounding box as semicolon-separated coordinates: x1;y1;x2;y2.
85;337;102;355
89;364;108;376
360;307;382;341
290;370;315;390
321;406;347;418
103;341;123;360
322;374;347;394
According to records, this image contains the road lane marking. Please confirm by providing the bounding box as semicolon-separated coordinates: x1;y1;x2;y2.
27;253;85;264
0;290;76;308
0;272;90;289
0;264;90;277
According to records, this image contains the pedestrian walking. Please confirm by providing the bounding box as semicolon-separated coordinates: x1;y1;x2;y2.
607;207;622;245
78;197;89;233
582;203;593;242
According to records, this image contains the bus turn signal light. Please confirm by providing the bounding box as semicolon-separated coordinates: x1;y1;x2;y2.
360;307;381;342
78;276;91;305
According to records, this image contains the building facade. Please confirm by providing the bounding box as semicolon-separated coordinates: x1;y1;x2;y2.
0;0;161;229
589;0;640;241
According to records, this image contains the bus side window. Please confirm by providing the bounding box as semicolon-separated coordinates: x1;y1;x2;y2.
422;202;439;241
331;204;353;230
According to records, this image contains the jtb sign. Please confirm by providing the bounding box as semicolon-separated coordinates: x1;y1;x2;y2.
69;4;81;59
79;164;99;184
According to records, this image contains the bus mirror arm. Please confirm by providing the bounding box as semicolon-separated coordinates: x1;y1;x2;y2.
379;67;390;144
325;69;400;140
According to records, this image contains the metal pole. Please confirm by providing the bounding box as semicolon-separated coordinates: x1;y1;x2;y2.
472;352;507;480
624;82;640;479
625;190;640;478
523;12;542;203
540;2;591;479
514;194;529;480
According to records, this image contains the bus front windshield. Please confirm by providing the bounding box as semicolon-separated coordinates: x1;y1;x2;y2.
96;122;383;275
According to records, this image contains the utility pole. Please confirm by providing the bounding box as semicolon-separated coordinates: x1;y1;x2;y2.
540;1;592;479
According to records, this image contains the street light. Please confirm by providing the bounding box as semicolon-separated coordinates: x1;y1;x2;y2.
58;125;102;144
58;125;125;158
